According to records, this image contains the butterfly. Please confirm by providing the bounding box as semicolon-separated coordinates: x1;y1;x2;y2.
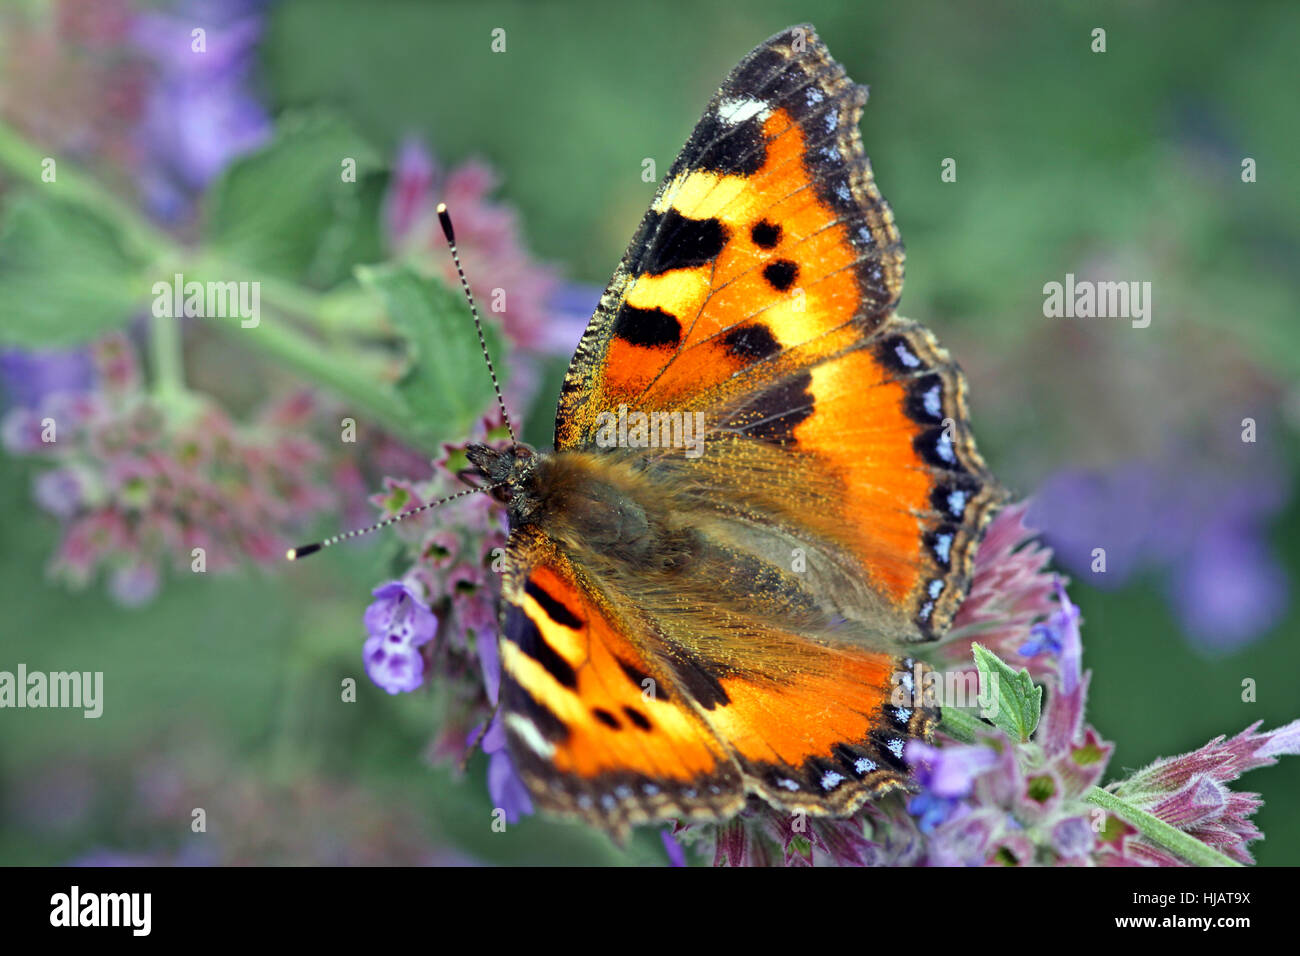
361;23;1001;839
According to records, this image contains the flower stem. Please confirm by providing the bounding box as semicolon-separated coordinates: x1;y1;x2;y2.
0;119;435;451
148;307;186;400
1085;787;1242;867
940;707;1241;866
0;118;174;263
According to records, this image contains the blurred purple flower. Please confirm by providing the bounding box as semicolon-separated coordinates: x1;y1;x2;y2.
383;137;591;361
541;282;602;357
1029;445;1290;653
107;559;161;608
475;627;534;823
661;828;687;867
32;467;89;519
131;0;271;219
0;348;96;410
1169;519;1288;652
5;336;336;606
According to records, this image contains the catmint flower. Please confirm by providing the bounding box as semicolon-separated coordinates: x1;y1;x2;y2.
475;627;533;823
364;581;437;647
1018;577;1082;694
905;741;997;833
362;581;437;695
6;336;336;605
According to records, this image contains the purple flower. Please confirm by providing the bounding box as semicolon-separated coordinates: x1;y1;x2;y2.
131;0;271;218
363;635;426;695
361;581;437;694
905;741;997;833
908;741;998;798
6;338;336;606
108;560;161;608
1029;447;1291;652
661;829;687;867
33;468;88;519
1050;816;1095;860
363;581;437;647
1018;577;1082;694
0;348;95;410
474;630;534;823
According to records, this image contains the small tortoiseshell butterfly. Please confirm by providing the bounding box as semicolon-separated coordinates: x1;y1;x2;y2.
469;24;1004;835
299;23;1004;837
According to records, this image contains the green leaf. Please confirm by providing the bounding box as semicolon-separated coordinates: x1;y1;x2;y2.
355;264;504;444
0;193;147;347
203;113;384;286
971;643;1042;743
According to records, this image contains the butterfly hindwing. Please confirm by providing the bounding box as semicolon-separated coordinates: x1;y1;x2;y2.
499;525;941;833
704;315;1004;639
497;525;745;833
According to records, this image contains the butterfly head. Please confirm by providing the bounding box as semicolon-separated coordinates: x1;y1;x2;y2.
465;441;538;504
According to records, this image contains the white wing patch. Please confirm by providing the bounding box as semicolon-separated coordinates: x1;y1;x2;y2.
716;96;770;125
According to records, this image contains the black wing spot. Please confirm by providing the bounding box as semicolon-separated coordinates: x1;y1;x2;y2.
721;323;781;360
914;424;961;470
612;304;681;349
762;259;799;291
637;209;728;275
931;478;978;520
870;732;909;772
833;743;876;779
876;334;926;375
525;579;584;629
504;605;577;689
903;373;945;423
592;707;622;730
925;525;958;568
750;219;782;248
622;707;653;731
617;657;669;703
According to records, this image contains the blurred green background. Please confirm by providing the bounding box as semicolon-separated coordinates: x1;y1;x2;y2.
1;0;1297;865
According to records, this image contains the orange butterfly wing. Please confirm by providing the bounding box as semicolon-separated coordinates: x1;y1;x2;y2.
500;526;938;832
498;526;744;831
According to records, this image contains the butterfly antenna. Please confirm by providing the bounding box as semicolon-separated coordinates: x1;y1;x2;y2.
436;203;517;447
285;484;499;561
